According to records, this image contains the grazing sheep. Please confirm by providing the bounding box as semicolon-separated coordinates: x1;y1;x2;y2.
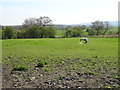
80;38;88;44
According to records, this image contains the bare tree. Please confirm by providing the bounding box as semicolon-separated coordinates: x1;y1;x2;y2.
103;21;110;35
23;18;37;27
39;16;52;26
91;20;104;35
22;16;52;27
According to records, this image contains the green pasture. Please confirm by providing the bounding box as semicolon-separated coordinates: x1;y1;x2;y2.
55;30;65;37
2;37;118;74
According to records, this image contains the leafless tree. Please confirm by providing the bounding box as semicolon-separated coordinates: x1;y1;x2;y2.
22;16;52;27
91;20;104;35
103;21;110;35
38;16;52;26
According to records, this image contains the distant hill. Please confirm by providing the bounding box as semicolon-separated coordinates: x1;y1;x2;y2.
69;21;118;27
109;21;118;26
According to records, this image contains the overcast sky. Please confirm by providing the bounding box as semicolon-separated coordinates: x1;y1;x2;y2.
0;0;119;25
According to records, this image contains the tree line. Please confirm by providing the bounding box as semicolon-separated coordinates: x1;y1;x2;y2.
2;16;116;39
2;25;56;39
2;16;56;39
63;20;114;38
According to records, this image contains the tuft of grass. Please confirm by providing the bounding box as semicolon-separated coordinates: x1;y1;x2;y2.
36;60;48;67
114;74;120;79
12;65;28;71
103;85;111;89
41;68;51;72
84;71;98;75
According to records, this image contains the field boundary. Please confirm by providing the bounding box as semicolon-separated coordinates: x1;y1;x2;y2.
89;35;118;38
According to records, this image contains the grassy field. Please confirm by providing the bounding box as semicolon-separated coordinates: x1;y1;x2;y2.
2;37;119;88
55;30;65;37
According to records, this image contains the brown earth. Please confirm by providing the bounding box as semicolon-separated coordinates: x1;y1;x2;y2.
2;61;120;89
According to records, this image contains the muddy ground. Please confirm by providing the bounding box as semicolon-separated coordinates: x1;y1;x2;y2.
2;62;120;89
